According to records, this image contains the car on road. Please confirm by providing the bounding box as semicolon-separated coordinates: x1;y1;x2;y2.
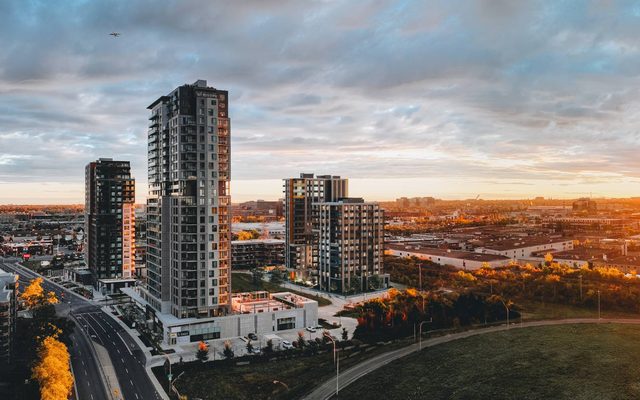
305;326;316;333
281;340;293;350
248;332;258;341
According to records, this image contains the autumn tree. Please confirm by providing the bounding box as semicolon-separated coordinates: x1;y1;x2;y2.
296;331;306;348
223;340;234;359
196;341;209;362
20;277;58;310
32;333;73;400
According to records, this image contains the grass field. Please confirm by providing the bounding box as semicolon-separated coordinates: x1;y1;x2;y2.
338;323;640;400
231;272;332;307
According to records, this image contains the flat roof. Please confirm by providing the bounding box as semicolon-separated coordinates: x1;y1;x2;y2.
387;244;509;262
480;237;572;251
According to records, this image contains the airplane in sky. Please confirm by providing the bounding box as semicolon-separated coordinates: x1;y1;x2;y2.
109;32;121;37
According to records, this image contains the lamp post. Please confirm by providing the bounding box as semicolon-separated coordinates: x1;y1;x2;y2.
418;318;432;351
163;353;172;392
500;299;510;328
323;332;339;396
598;290;601;320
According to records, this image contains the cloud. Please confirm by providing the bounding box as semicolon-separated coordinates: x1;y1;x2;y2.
1;0;640;203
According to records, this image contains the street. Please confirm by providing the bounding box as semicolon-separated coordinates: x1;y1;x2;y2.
1;258;163;400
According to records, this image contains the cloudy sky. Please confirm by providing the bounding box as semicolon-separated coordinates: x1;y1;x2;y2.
2;0;640;204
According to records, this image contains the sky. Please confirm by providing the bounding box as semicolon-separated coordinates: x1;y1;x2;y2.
2;0;640;204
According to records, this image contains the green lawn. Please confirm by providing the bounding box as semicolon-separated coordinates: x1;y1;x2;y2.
231;272;331;307
338;323;640;400
518;299;640;321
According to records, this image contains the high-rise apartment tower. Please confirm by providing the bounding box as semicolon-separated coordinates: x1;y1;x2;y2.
85;158;136;281
143;80;231;319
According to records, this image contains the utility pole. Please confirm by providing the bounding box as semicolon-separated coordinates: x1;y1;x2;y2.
579;274;583;301
597;290;601;320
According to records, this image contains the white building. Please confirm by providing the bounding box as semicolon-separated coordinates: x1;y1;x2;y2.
123;287;317;345
475;238;574;260
386;244;510;270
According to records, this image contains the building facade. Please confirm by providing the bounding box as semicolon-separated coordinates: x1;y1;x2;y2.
0;270;17;364
315;198;385;293
231;239;285;269
283;173;348;281
85;158;136;282
142;80;231;319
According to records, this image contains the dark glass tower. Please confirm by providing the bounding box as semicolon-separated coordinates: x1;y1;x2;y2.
85;158;136;282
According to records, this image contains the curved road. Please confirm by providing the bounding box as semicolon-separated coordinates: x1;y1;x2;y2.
1;258;163;400
304;317;640;400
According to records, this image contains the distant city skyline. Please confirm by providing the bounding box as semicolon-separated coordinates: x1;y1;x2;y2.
3;1;640;204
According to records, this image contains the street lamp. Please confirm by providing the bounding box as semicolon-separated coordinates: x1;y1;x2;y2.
163;353;172;391
418;318;432;351
499;299;510;328
598;290;601;320
323;332;339;397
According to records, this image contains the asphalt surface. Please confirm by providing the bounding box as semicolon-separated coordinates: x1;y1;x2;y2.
1;258;163;400
304;317;640;400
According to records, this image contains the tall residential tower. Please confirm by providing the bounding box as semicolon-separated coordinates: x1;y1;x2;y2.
283;173;348;282
85;158;136;282
143;80;231;319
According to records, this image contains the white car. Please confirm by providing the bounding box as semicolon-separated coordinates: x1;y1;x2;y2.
305;327;316;333
281;340;293;350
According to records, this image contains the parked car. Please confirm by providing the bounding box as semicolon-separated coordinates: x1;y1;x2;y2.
281;340;293;350
248;332;258;341
305;326;316;333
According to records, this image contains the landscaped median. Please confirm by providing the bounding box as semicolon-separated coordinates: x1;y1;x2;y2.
152;337;408;400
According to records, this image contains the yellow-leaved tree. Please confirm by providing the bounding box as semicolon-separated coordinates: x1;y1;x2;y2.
20;277;58;309
32;333;73;400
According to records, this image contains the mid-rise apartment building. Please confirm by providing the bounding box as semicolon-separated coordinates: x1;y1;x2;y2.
85;158;136;282
0;270;17;364
142;80;231;319
283;173;348;281
231;239;285;269
315;198;385;293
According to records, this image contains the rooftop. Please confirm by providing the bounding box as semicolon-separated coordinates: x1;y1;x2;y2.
479;237;572;251
387;244;510;262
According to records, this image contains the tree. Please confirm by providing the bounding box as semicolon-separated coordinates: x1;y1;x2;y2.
341;327;349;341
544;252;554;266
368;275;381;291
349;276;362;294
196;341;209;362
223;340;234;359
20;277;58;310
263;339;274;354
32;333;73;400
246;340;254;354
296;331;306;348
252;269;264;289
270;270;284;285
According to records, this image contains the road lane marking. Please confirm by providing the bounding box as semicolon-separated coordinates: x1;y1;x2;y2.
116;331;134;355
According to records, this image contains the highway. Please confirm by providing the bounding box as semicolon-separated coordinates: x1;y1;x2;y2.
304;317;640;400
1;258;163;400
